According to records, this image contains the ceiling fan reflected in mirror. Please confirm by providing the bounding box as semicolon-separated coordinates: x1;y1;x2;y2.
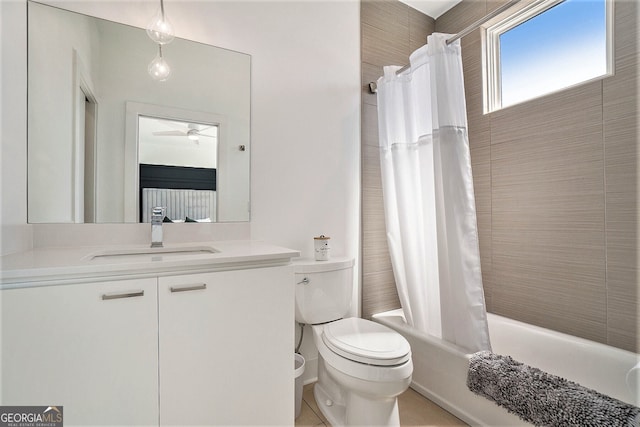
152;120;217;143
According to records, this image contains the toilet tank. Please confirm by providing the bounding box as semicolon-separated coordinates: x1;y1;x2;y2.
293;257;354;324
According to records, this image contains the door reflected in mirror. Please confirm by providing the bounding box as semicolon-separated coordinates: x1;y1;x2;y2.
138;117;219;223
27;1;250;224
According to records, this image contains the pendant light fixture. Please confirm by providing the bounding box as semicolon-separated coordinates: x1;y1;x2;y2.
148;45;171;81
147;0;173;81
146;0;174;45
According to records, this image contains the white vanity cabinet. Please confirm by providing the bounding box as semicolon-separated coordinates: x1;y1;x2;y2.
158;266;294;426
0;278;159;426
0;241;298;426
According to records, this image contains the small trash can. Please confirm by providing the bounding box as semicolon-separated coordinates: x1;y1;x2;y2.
294;353;306;419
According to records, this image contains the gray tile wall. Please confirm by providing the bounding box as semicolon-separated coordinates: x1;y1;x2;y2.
360;1;435;319
361;0;638;352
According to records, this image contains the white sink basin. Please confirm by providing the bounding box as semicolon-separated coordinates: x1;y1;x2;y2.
85;246;219;262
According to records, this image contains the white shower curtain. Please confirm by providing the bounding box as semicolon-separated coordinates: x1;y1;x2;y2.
376;33;491;353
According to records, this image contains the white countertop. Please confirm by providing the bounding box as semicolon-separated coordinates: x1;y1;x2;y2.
0;240;300;288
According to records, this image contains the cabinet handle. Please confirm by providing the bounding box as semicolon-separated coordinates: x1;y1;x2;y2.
101;290;144;300
170;283;207;293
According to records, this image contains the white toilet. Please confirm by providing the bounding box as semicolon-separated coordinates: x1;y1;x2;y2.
294;258;413;427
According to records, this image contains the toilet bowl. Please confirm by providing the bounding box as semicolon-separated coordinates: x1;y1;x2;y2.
312;318;413;426
294;258;413;426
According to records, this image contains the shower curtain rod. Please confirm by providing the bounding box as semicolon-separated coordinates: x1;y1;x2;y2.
368;0;521;94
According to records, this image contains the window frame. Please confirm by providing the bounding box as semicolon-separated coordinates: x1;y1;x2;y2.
483;0;614;113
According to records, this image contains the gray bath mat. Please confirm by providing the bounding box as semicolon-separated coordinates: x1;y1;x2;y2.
467;350;640;427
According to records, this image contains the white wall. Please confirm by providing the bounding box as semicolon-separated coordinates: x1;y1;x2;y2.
1;0;361;375
138;118;217;169
1;1;32;255
27;2;99;223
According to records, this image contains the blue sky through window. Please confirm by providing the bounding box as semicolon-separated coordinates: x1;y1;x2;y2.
499;0;607;108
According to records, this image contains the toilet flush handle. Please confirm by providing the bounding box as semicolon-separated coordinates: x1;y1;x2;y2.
297;277;310;285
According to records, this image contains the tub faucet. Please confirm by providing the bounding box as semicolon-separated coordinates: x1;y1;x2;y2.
151;207;166;248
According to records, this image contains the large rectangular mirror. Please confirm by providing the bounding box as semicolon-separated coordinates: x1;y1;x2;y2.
27;1;251;223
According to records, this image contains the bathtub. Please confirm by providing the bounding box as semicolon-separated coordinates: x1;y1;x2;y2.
373;309;640;426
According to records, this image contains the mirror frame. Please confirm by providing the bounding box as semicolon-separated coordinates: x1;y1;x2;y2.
124;102;228;223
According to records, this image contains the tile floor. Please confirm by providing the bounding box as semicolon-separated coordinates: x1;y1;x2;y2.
295;383;468;427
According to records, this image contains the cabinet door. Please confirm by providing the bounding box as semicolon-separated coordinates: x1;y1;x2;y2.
0;279;158;426
158;266;294;426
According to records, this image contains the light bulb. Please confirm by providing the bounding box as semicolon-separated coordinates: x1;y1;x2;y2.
148;45;171;81
187;129;199;141
146;0;174;45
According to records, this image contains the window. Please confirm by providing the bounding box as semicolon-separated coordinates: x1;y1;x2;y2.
484;0;612;113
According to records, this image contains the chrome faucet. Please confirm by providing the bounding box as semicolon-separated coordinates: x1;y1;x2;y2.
151;207;166;248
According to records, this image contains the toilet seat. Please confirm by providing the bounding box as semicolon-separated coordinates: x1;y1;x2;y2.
322;318;411;366
312;322;413;384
